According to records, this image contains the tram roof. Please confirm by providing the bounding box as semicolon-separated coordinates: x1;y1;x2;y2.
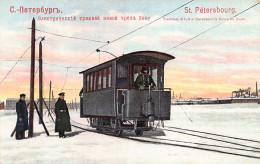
79;51;175;74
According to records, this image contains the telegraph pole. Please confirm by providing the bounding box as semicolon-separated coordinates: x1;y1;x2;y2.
256;81;258;97
72;99;74;110
39;39;44;124
49;81;52;116
75;98;77;111
28;18;35;137
52;90;54;111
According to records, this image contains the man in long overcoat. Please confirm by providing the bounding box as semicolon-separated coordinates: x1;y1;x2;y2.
15;94;28;140
55;92;71;138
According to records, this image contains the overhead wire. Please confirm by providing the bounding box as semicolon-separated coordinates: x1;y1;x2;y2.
61;67;69;91
0;37;43;86
41;1;259;100
70;0;195;66
164;1;260;52
0;46;31;85
42;61;87;69
34;28;109;43
95;0;195;51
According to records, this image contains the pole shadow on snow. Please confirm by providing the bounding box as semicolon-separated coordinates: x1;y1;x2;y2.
33;131;47;137
66;131;85;137
46;130;85;137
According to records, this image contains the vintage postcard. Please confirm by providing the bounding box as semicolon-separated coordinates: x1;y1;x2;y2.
0;0;259;163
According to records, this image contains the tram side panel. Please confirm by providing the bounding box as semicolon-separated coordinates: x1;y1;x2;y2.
83;90;116;117
122;90;171;120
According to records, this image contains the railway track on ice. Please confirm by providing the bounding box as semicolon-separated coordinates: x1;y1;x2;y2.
70;120;260;160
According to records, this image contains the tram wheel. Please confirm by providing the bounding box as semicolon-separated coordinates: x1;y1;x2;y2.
114;130;123;137
135;130;143;137
96;128;103;133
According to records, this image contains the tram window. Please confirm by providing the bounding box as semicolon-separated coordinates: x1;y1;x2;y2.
90;73;93;91
118;64;127;78
93;72;97;91
103;69;107;89
86;74;89;92
108;66;112;88
98;70;102;89
152;68;158;86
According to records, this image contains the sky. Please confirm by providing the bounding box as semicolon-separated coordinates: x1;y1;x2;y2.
0;0;259;101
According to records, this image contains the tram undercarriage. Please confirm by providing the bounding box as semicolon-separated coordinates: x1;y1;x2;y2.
89;117;158;137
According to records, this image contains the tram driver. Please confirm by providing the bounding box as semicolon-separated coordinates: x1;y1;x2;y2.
134;65;157;90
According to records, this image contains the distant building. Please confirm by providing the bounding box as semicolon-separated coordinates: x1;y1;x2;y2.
0;101;4;110
5;98;56;110
4;98;79;110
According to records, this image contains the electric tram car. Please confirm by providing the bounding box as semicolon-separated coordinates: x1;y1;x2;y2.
79;51;175;136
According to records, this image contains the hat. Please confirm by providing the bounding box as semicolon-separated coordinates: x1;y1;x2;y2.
20;93;26;98
142;66;149;70
58;92;65;96
141;66;149;73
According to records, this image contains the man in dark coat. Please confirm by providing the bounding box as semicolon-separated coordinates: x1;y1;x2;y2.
55;92;71;138
15;94;28;140
134;66;156;90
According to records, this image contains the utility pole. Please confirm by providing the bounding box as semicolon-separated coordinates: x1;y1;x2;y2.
52;90;54;111
28;18;35;137
75;98;77;111
39;38;44;124
49;81;51;116
256;81;258;97
72;99;74;110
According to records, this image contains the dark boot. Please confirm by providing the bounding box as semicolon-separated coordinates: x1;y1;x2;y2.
16;131;22;140
15;131;19;140
21;131;25;139
59;132;62;138
62;132;67;138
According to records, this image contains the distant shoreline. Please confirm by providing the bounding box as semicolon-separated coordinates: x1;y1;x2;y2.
172;97;260;105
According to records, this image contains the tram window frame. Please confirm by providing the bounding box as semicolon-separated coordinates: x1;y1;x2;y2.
86;74;90;92
117;64;128;79
93;72;97;91
103;68;107;89
132;63;160;89
98;70;102;90
90;73;93;91
108;66;112;88
86;65;112;92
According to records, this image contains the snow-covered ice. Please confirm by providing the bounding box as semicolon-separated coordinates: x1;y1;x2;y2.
1;103;260;164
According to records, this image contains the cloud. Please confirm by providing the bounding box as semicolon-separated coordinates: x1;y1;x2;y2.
130;35;157;45
65;10;82;17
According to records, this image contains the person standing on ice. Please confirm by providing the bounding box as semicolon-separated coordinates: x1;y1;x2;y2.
55;92;71;138
15;94;28;140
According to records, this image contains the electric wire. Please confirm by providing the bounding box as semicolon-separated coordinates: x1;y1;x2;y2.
70;0;195;66
61;67;69;91
95;0;195;51
42;61;87;69
34;28;108;43
179;105;193;122
0;46;31;86
164;2;260;52
0;37;43;86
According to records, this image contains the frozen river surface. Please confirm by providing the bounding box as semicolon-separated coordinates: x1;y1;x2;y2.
1;103;260;164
